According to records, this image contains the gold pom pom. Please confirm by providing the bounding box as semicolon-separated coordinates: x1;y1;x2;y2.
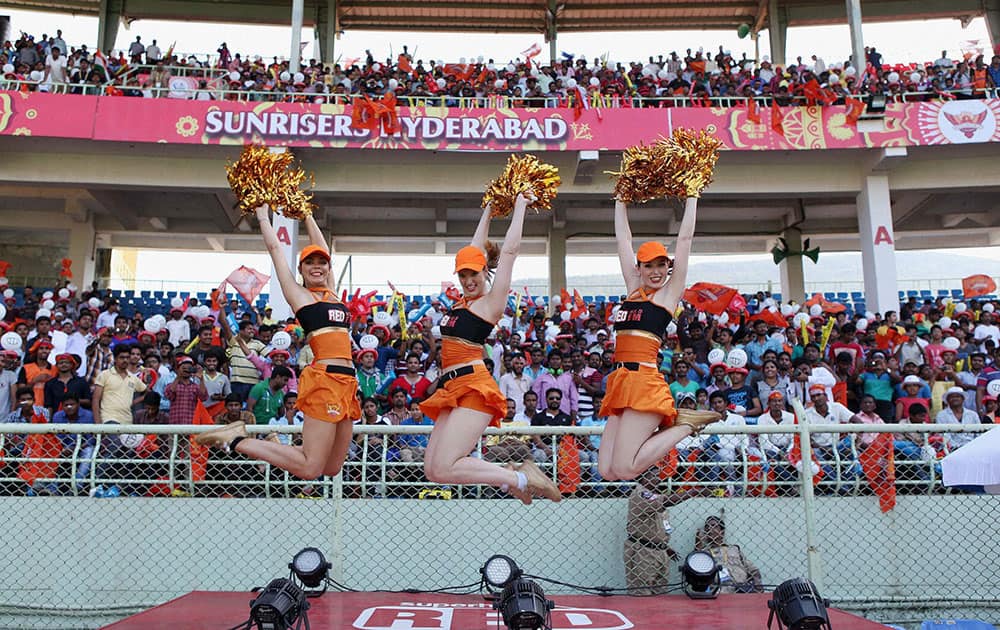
482;154;561;218
225;145;316;219
608;128;722;203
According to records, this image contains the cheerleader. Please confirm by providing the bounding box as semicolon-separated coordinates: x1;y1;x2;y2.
598;198;721;481
196;206;359;480
420;194;561;505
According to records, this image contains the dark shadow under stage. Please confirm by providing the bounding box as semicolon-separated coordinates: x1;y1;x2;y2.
103;591;888;629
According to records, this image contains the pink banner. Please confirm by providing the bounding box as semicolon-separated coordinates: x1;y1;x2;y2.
3;91;1000;151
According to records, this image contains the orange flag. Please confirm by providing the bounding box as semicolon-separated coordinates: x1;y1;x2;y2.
190;400;216;483
746;96;760;124
556;434;580;495
397;53;413;74
845;97;866;125
857;432;896;513
683;282;746;316
962;274;997;298
571;290;587;319
805;292;847;314
771;99;784;135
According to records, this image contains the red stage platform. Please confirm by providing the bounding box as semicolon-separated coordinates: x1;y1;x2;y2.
104;591;888;629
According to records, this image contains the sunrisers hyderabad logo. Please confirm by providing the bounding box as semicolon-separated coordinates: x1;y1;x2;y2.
0;93;13;133
912;99;1000;144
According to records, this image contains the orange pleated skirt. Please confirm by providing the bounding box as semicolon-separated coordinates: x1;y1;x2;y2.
599;365;678;427
297;364;361;424
420;364;507;428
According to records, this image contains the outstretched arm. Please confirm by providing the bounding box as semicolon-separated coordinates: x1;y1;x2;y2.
479;196;529;321
255;205;310;311
615;200;640;294
471;203;493;252
659;197;697;310
304;214;329;253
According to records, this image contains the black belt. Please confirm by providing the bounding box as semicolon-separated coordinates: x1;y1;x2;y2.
627;535;671;551
325;364;357;377
613;362;642;371
438;365;476;387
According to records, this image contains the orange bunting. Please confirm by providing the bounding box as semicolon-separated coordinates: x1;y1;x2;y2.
858;433;896;513
771;99;784;136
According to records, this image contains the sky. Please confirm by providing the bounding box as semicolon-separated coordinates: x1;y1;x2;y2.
6;7;999;290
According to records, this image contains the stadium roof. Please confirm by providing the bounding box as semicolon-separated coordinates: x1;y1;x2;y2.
6;0;985;33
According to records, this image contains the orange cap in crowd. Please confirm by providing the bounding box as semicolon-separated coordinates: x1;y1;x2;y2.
299;245;331;265
636;241;669;262
454;245;487;273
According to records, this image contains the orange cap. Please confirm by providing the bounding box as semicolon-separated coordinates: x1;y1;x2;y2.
454;245;487;273
299;245;331;265
636;241;669;262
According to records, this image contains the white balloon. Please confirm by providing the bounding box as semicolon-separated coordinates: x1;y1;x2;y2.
550;295;562;307
42;299;55;310
2;64;13;74
565;77;577;88
887;71;900;84
909;71;921;83
844;66;857;77
498;316;512;330
1;332;22;351
88;297;101;309
57;288;70;299
793;312;810;328
196;305;211;319
373;311;393;326
641;68;653;77
589;77;600;87
828;73;840;84
494;79;505;89
143;318;162;333
435;78;446;89
279;71;291;82
942;337;960;351
2;288;12;299
431;325;442;339
718;312;730;325
0;304;5;320
938;316;953;328
987;380;1000;397
119;433;144;449
780;304;794;317
865;311;876;320
66;284;77;293
708;348;726;365
152;314;167;326
505;64;516;73
36;308;52;319
293;72;305;83
487;63;496;71
666;321;677;336
809;304;822;317
0;277;7;287
762;298;776;308
170;297;184;308
271;331;292;349
697;312;707;323
954;303;968;314
228;70;240;81
559;310;571;322
43;291;54;299
29;70;43;82
387;78;398;90
726;348;748;369
657;69;669;80
984;303;996;313
372;62;382;72
856;319;869;331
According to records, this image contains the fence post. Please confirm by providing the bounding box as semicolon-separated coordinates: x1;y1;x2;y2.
797;418;825;591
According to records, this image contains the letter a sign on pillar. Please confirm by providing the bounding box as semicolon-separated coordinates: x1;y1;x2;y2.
873;225;893;245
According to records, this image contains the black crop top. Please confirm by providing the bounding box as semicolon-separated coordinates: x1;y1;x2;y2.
613;298;673;339
439;307;494;345
295;301;351;336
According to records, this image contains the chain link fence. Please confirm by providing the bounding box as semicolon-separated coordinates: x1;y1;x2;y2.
0;422;996;629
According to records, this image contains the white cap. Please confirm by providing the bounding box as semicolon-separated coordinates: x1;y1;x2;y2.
944;386;965;400
902;375;922;385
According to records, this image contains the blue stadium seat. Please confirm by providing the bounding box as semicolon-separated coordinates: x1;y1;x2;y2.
920;621;996;629
823;292;835;300
920;290;931;297
907;290;918;297
583;295;594;303
196;292;207;301
772;293;781;302
951;289;963;298
852;292;863;300
937;289;949;296
836;292;848;299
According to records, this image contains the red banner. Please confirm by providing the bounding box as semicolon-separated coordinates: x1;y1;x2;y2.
4;91;1000;151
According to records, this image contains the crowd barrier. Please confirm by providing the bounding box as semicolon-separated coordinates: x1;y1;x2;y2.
0;422;995;628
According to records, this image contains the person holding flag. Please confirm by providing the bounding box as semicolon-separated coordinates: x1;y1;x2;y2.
196;206;360;481
419;192;561;505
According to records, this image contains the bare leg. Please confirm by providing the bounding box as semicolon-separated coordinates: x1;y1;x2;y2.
609;410;694;481
597;416;621;480
424;407;520;488
322;421;355;477
235;416;341;480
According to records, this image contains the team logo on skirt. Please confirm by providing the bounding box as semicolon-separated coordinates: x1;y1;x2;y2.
326;402;343;418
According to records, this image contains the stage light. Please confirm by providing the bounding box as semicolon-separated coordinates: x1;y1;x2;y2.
494;578;554;630
249;578;310;630
767;578;831;630
481;555;522;593
866;92;887;114
681;551;721;599
290;547;331;589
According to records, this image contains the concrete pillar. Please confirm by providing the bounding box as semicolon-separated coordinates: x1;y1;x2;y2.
547;225;567;300
986;0;1000;53
66;203;97;288
846;0;866;75
315;0;337;66
857;174;899;315
767;0;787;67
96;0;123;54
778;227;806;303
546;0;558;66
289;0;305;73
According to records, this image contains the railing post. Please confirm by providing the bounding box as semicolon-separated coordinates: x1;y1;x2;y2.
797;417;825;591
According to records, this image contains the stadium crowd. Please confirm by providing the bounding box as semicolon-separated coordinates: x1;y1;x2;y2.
4;29;1000;105
1;273;997;498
